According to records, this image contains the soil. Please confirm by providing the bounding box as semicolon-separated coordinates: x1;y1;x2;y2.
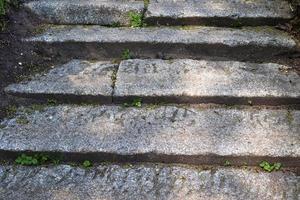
0;6;56;119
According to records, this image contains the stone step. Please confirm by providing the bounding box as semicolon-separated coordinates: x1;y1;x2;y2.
114;59;300;105
6;59;300;105
4;60;116;104
0;105;299;166
145;0;294;27
24;25;298;62
24;0;144;26
0;164;299;200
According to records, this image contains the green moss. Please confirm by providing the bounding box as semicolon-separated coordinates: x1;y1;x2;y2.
286;110;294;125
6;105;17;118
24;104;46;114
16;116;29;125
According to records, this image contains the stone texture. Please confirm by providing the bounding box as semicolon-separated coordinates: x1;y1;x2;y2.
0;105;299;165
25;25;298;61
25;0;144;26
5;60;116;103
114;59;300;105
0;164;299;200
145;0;293;26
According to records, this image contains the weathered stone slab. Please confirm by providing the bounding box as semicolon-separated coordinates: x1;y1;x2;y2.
114;59;300;105
5;60;116;103
0;164;299;200
0;105;299;166
25;26;298;62
145;0;294;26
25;0;144;26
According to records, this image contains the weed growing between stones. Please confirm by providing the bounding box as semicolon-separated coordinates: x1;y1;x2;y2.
47;99;57;106
121;49;132;60
259;161;282;172
82;160;92;168
129;12;145;27
111;68;118;88
111;22;120;27
15;153;61;166
124;98;142;108
224;160;231;167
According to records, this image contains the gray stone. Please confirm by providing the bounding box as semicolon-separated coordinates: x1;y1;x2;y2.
25;0;144;26
5;60;116;103
24;25;298;61
0;105;299;165
145;0;294;26
0;164;299;200
114;59;300;105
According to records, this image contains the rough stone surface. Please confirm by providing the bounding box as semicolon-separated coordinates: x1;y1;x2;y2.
0;105;299;165
25;0;144;26
114;59;300;105
25;26;298;61
145;0;293;26
0;164;299;200
4;60;116;103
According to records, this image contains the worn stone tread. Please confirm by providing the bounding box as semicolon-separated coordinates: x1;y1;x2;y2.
145;0;293;26
25;25;298;61
0;105;299;166
24;0;144;26
5;60;116;103
114;59;300;105
0;164;299;200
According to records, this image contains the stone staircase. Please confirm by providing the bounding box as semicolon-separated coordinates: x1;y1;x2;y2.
0;0;300;199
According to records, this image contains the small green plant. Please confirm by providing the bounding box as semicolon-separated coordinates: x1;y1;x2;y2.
52;159;60;165
259;161;282;172
15;154;50;166
15;154;38;166
15;153;62;166
129;12;144;27
111;22;120;27
124;98;142;108
224;160;231;166
232;20;243;28
121;49;132;60
83;160;92;168
47;99;57;106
